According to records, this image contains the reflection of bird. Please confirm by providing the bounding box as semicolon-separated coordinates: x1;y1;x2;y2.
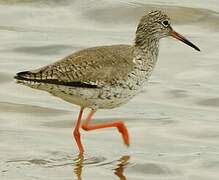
73;154;84;180
15;10;200;154
114;156;130;180
73;154;130;180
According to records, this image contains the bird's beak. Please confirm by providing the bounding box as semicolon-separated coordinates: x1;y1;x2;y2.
170;30;200;51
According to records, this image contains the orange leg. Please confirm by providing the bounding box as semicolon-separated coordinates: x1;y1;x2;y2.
73;107;84;154
81;110;130;146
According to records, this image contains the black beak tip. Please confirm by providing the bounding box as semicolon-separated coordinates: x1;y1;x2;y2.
194;45;201;52
170;31;201;52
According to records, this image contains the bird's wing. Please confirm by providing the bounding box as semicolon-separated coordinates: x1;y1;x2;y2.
19;45;134;88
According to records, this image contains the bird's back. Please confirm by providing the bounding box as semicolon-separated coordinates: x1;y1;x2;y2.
15;44;135;88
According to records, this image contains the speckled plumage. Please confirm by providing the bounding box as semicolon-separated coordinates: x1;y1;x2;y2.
15;10;168;109
15;10;200;153
15;10;199;111
15;44;157;108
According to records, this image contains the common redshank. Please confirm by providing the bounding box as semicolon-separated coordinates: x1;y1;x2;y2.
15;10;200;154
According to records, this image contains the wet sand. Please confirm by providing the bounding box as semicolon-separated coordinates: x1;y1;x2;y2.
0;0;219;180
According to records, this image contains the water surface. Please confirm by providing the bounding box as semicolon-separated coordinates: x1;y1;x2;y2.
0;0;219;180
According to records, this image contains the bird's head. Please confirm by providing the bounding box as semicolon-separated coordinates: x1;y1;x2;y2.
135;10;200;51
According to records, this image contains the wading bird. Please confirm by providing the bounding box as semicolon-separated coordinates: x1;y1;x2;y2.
15;10;200;154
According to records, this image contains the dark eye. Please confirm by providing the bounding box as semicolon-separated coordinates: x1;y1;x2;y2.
162;20;169;27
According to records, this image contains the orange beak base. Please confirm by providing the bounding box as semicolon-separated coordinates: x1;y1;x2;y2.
170;31;200;51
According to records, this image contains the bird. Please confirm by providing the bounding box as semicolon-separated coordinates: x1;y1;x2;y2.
14;10;200;154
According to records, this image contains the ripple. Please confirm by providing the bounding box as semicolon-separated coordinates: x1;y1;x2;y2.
5;152;107;169
11;45;74;56
0;0;71;7
128;162;180;175
197;98;219;107
0;72;12;84
0;101;69;116
6;159;51;165
166;89;188;98
82;3;219;30
179;128;219;140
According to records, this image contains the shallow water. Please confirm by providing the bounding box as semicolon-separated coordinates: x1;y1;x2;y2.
0;0;219;180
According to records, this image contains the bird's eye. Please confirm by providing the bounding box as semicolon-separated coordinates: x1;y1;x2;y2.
162;20;169;27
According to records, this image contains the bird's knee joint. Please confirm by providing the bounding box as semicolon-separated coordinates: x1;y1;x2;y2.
81;124;89;131
117;121;126;132
73;130;80;138
117;121;124;127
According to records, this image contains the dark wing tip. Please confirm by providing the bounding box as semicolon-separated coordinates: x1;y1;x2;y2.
14;71;31;80
15;72;99;88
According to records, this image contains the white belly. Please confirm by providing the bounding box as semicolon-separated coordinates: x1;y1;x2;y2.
17;60;154;110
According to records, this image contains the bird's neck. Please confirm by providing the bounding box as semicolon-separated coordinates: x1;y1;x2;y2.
133;37;159;70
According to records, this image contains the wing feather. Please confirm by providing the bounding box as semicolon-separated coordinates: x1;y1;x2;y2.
16;45;134;88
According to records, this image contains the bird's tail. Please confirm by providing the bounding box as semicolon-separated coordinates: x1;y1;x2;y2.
14;69;51;91
14;71;35;81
